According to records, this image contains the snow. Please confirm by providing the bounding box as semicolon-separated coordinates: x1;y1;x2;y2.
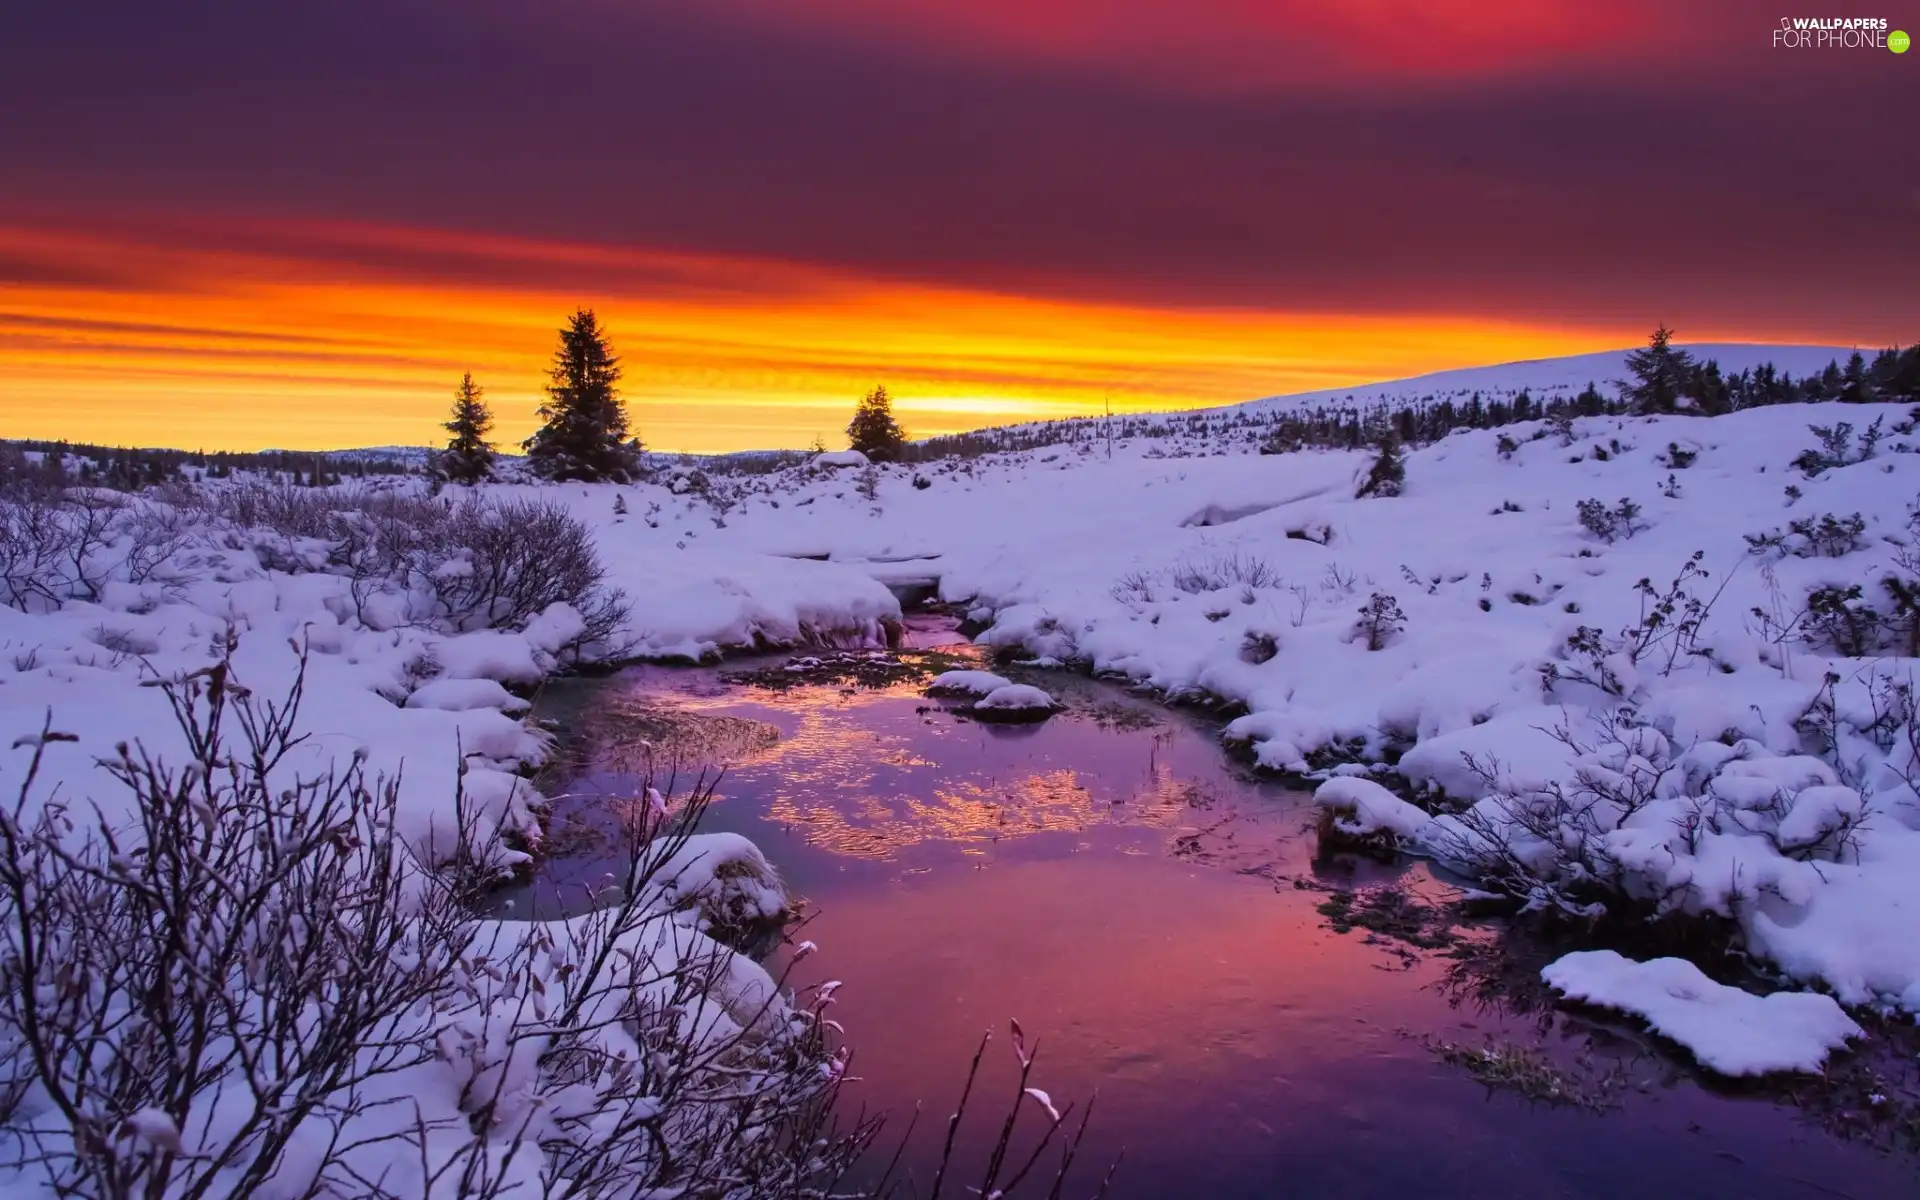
4;345;1917;1185
811;449;870;468
971;683;1057;712
405;676;530;713
1221;344;1856;417
1314;776;1432;839
925;669;1014;696
1541;950;1863;1076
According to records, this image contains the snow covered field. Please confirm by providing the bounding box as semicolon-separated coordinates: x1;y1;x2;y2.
4;345;1920;1188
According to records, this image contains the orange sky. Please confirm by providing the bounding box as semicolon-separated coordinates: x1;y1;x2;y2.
0;219;1660;454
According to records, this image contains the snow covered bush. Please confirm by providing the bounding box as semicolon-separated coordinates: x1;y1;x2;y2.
1575;497;1646;543
0;480;193;612
1746;512;1867;559
1354;439;1405;498
1792;418;1884;476
1352;592;1405;651
0;653;874;1198
1421;715;1870;920
201;486;631;648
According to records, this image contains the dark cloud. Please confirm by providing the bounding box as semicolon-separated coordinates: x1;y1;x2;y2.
2;0;1913;342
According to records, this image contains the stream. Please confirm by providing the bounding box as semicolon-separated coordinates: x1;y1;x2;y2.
495;613;1915;1199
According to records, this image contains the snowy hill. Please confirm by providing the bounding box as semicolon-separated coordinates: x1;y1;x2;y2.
1220;344;1858;416
7;353;1920;1182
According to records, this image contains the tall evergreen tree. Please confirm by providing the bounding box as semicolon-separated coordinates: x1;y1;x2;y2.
1839;350;1873;404
1623;323;1698;414
846;385;908;462
438;372;496;484
523;309;641;482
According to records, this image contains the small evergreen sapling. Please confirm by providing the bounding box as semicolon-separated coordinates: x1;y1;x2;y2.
438;372;496;484
1355;438;1405;498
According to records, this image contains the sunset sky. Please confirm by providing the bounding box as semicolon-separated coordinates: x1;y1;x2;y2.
2;1;1915;453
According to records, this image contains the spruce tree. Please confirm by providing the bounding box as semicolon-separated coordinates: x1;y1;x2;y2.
1355;437;1405;498
846;385;908;462
1840;351;1873;404
1623;323;1697;414
439;372;496;484
523;309;641;482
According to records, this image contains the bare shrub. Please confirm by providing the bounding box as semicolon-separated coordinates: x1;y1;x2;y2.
0;648;1107;1198
1111;553;1280;604
1433;711;1869;923
0;649;853;1197
0;480;199;612
197;486;630;647
1543;552;1726;698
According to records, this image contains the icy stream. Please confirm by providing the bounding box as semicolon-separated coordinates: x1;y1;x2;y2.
497;619;1916;1198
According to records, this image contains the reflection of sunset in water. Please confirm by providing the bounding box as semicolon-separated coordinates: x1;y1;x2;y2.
579;667;1265;862
510;649;1919;1200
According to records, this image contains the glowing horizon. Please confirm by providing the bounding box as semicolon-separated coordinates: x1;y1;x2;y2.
0;218;1812;455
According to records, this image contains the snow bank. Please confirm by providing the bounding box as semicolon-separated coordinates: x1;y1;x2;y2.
1541;950;1862;1076
602;549;901;659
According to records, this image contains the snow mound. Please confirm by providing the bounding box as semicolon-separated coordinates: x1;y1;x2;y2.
405;678;530;713
926;669;1014;696
811;450;870;468
972;683;1058;712
652;833;788;933
1314;777;1432;839
1541;950;1862;1076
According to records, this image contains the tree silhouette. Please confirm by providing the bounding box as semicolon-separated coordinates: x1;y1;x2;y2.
846;385;908;462
524;309;641;482
438;372;496;484
1623;323;1698;415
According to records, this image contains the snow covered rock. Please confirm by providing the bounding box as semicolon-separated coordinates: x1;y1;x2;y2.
964;683;1061;722
811;450;870;469
1314;777;1432;841
1541;950;1862;1076
652;833;788;935
925;669;1014;697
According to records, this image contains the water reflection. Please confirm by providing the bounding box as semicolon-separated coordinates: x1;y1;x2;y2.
514;651;1919;1199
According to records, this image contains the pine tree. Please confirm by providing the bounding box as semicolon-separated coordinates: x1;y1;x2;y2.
1688;359;1730;415
1877;345;1920;402
1355;437;1405;498
1576;380;1608;418
439;372;496;484
523;309;642;482
1623;324;1697;414
846;385;908;462
1840;351;1873;404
